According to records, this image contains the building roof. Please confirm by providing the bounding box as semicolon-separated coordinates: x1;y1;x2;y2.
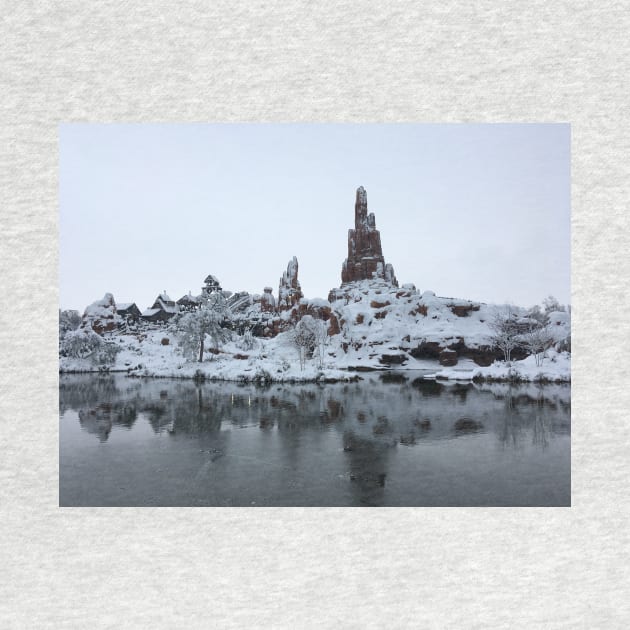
156;298;178;314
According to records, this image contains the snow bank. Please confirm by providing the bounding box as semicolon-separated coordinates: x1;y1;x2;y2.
433;350;571;383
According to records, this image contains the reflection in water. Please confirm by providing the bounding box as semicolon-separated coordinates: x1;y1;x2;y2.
60;374;570;506
453;418;484;435
343;432;391;506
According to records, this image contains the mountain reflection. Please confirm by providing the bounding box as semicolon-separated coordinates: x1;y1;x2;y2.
60;374;570;447
60;374;571;507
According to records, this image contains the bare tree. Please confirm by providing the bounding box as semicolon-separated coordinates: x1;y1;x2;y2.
522;323;554;367
488;305;521;364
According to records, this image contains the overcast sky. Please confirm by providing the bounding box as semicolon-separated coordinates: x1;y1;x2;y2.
60;124;570;312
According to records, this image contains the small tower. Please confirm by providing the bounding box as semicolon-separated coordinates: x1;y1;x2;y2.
201;274;222;298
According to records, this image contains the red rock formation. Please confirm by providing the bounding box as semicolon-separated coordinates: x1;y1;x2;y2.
341;187;398;286
278;256;303;310
439;349;458;366
328;313;340;336
82;293;119;335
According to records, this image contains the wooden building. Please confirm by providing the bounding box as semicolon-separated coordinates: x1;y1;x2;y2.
142;292;179;323
117;302;142;322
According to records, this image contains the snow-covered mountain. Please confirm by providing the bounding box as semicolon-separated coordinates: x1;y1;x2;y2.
60;187;570;382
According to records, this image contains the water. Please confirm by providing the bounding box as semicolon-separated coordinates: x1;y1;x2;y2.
59;373;570;506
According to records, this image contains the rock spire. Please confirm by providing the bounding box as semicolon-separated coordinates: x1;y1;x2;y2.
278;256;303;310
341;187;397;286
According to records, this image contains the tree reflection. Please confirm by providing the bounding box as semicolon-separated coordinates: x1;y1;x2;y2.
60;375;570;454
490;384;569;451
60;374;571;506
78;406;112;442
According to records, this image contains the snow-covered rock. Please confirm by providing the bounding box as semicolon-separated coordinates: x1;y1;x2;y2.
278;256;303;310
434;349;571;383
341;186;398;286
261;287;276;313
82;293;119;335
323;279;502;369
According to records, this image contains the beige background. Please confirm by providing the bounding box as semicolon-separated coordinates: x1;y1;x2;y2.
1;1;629;628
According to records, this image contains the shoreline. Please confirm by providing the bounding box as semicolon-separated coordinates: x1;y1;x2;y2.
58;361;570;384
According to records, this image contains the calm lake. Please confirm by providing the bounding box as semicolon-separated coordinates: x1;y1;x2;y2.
59;373;570;506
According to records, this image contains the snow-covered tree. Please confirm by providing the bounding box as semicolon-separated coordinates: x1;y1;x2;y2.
172;292;231;362
236;326;257;351
488;305;521;364
61;328;120;366
522;323;554;367
311;318;328;369
287;315;328;370
543;295;565;314
92;340;122;366
59;309;81;335
526;304;548;326
62;328;103;359
59;309;81;350
288;316;316;371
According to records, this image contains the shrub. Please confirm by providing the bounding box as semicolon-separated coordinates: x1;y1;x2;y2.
93;342;121;366
62;329;103;359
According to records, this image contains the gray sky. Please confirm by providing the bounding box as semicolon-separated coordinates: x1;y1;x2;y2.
60;124;570;312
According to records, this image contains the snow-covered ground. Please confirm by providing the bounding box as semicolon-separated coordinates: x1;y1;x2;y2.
432;349;571;383
59;326;570;383
61;281;571;383
59;328;358;383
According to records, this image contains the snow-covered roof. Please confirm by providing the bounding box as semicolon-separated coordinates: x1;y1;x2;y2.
142;308;159;317
117;303;135;310
157;299;178;314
